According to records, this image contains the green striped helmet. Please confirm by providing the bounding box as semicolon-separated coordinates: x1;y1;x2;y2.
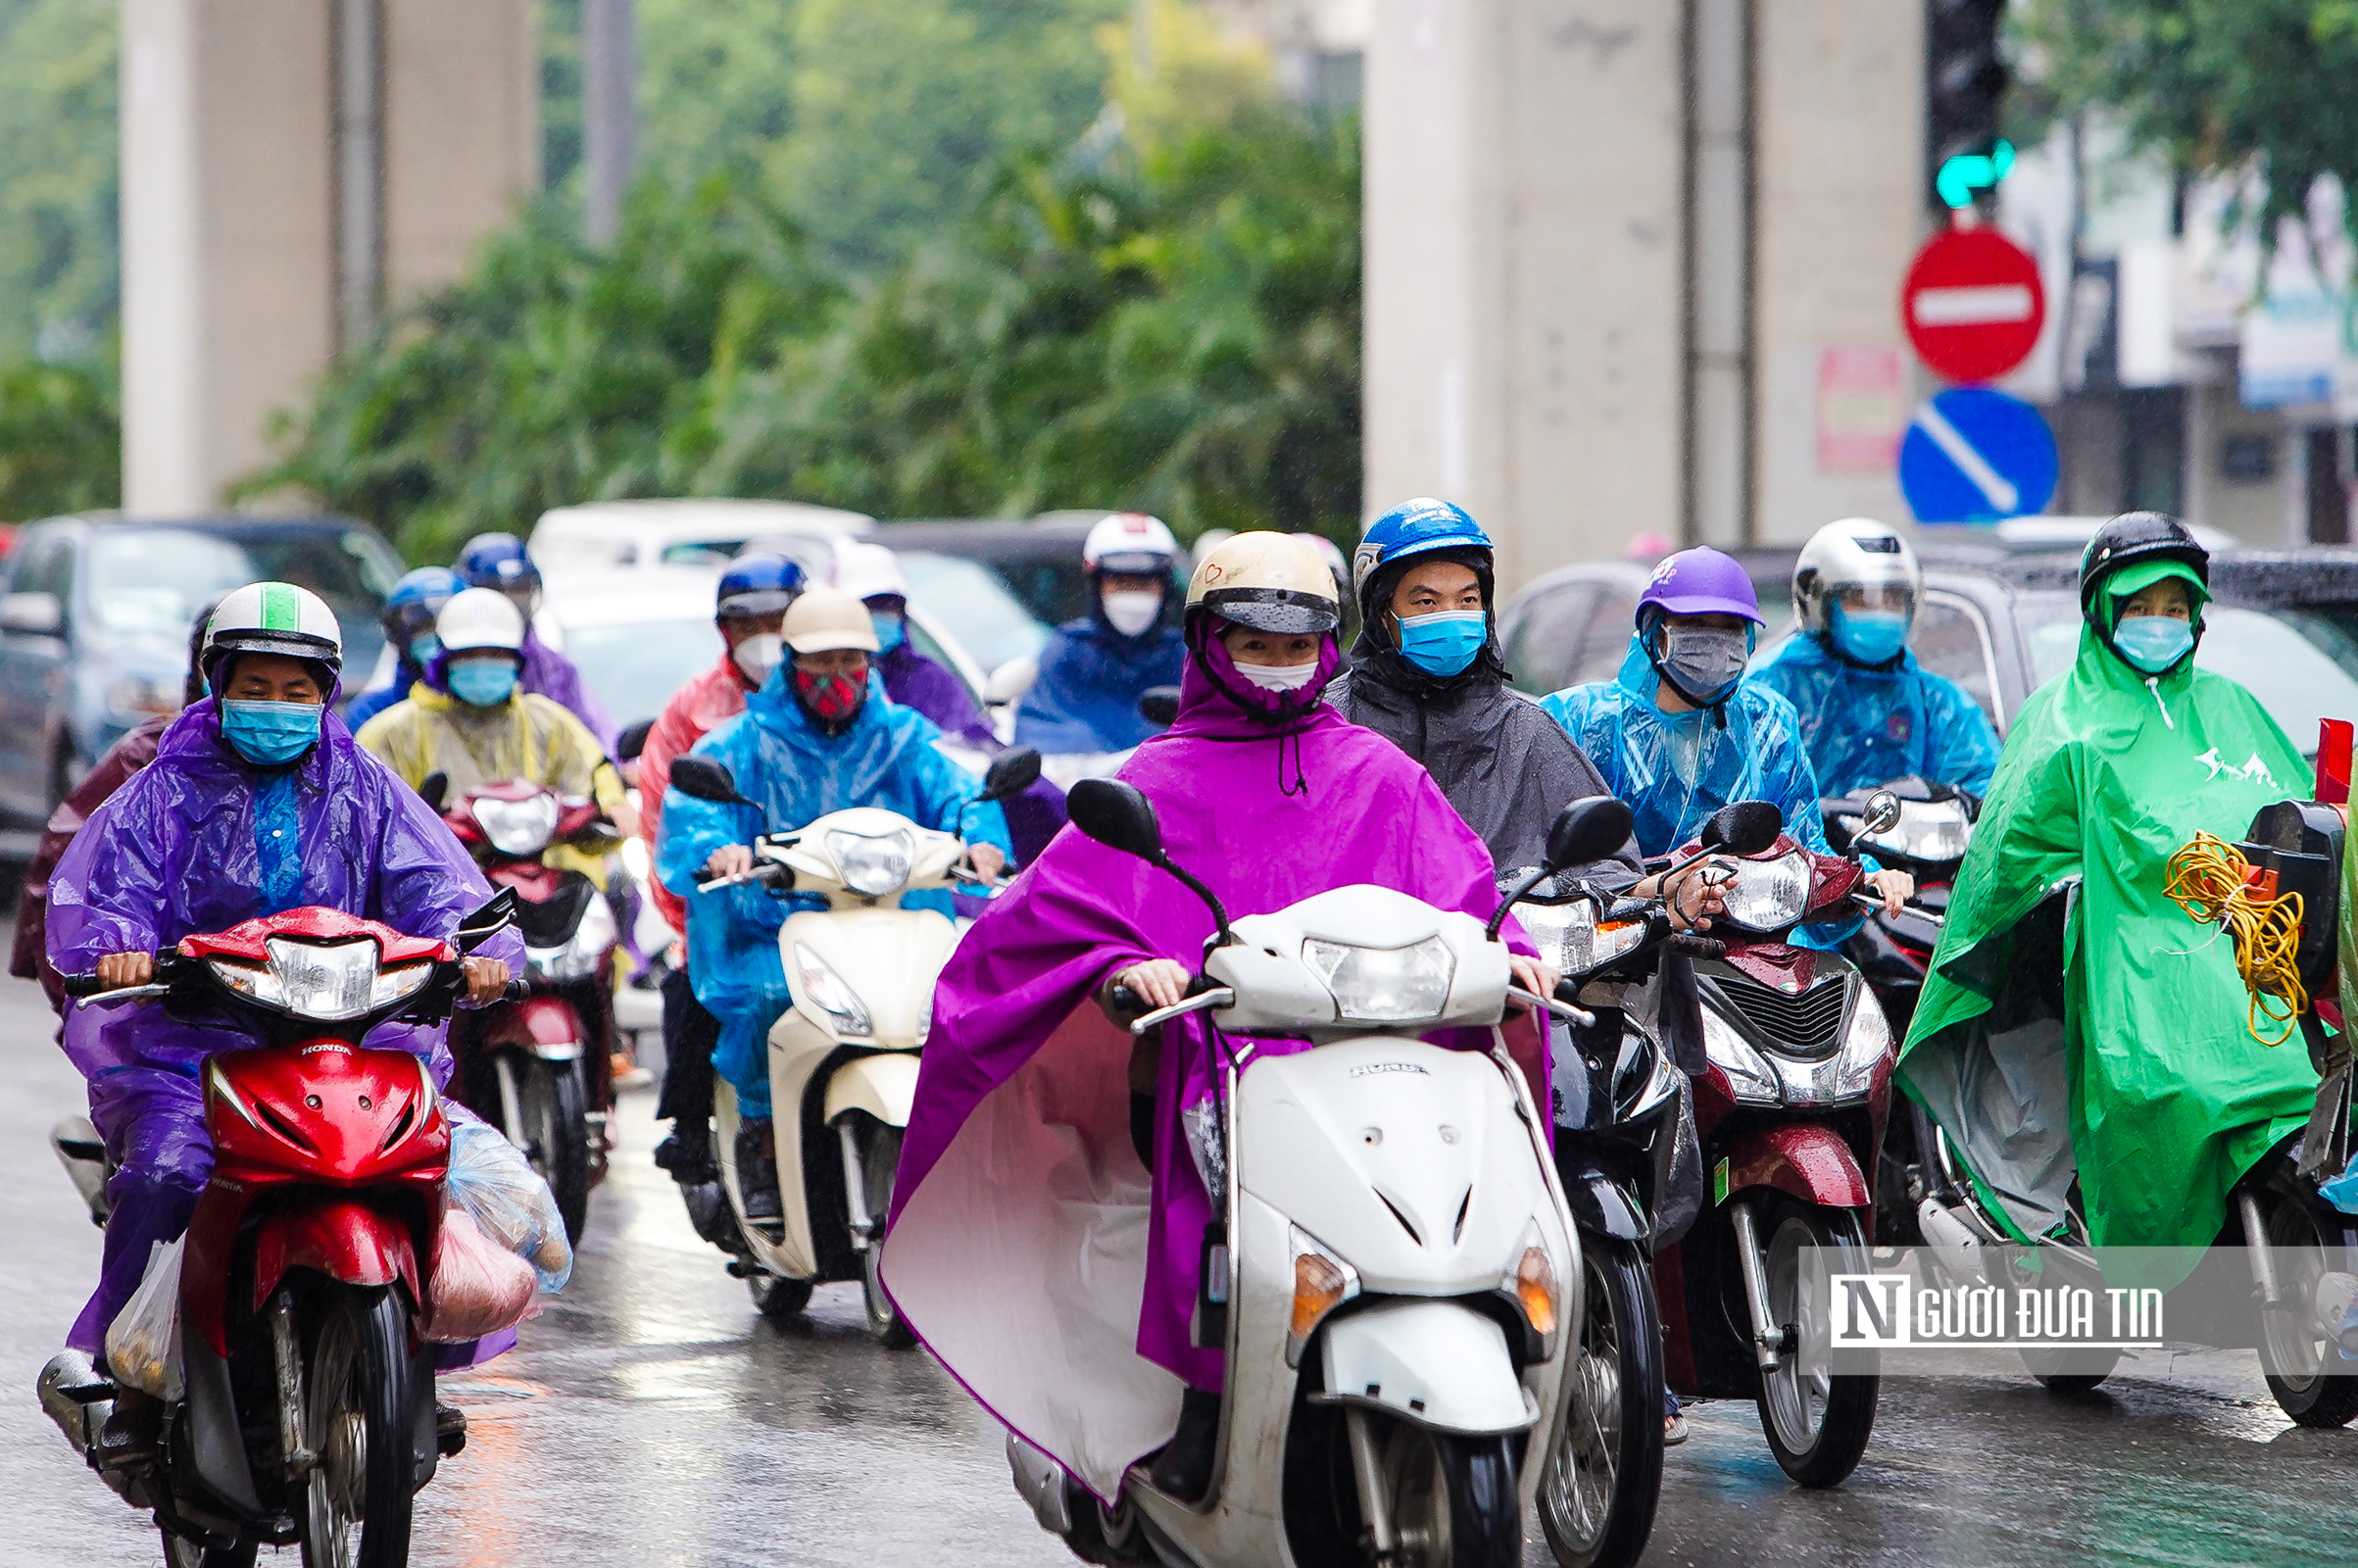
203;580;343;687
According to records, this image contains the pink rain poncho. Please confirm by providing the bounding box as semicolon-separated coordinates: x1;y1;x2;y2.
45;698;523;1351
881;657;1537;1498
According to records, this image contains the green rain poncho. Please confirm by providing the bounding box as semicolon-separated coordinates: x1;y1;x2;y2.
1899;568;2319;1268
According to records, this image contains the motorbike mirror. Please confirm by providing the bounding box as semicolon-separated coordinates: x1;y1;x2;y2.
1137;686;1181;728
1544;796;1635;873
614;717;656;764
1860;789;1903;837
417;771;449;812
453;889;518;952
980;748;1042;803
1068;778;1165;862
669;756;758;808
1701;800;1784;858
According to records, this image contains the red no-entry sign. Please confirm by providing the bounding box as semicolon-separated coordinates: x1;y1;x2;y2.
1901;226;2044;385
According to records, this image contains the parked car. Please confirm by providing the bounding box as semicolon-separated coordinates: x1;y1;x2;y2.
530;498;873;574
0;513;403;822
871;514;1104;627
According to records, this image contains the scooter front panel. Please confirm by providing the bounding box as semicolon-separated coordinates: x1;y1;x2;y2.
777;906;956;1049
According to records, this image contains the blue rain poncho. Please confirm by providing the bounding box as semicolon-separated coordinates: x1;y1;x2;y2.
1746;633;2001;799
1542;637;1853;947
1013;613;1185;754
656;669;1012;1118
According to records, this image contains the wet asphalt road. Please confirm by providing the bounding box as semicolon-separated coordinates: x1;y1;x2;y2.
5;956;2358;1566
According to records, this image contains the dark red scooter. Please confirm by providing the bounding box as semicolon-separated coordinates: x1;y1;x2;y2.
1649;799;1896;1489
40;898;514;1568
431;778;619;1243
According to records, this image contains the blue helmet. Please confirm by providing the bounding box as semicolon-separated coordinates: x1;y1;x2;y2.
716;552;806;619
1351;499;1492;597
456;532;540;594
381;565;462;642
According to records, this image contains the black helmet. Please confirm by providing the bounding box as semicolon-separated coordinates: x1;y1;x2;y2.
2079;512;2208;621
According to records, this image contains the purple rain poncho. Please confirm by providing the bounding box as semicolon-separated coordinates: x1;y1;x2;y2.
45;697;523;1350
519;625;616;754
879;657;1538;1499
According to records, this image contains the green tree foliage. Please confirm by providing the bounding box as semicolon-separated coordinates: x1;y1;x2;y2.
0;0;118;362
0;359;118;520
2020;0;2358;229
252;106;1361;556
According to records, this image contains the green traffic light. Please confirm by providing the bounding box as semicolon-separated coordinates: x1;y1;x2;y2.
1937;139;2016;209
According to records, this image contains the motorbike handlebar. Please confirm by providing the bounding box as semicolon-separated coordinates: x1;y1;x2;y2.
61;952;177;999
1666;933;1726;960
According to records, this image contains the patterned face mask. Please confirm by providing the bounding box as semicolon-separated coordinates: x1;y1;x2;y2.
794;666;865;727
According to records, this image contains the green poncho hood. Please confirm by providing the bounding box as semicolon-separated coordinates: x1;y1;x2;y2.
1898;619;2317;1268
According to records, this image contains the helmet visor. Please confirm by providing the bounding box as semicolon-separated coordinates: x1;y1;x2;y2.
717;589;797;619
1201;587;1339;635
1094;551;1173;577
1837;582;1916;618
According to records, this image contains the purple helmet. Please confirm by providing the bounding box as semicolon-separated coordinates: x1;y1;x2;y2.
1635;547;1763;626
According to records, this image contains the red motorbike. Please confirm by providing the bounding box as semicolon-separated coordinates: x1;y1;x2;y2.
430;777;620;1242
1650;798;1897;1489
40;897;514;1568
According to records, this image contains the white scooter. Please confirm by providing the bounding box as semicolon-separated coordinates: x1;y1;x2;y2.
670;748;1040;1346
1007;783;1635;1568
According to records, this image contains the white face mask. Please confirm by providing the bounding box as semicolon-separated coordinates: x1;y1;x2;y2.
1103;589;1162;638
731;633;784;686
1235;660;1321;691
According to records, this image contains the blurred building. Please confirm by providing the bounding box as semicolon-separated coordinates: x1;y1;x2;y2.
120;0;539;515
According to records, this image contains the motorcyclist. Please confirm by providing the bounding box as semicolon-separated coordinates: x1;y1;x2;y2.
656;586;1013;1222
344;564;462;730
1900;513;2317;1267
882;533;1558;1504
1746;518;2000;798
14;602;217;1016
456;531;615;750
354;588;631;887
836;539;1069;865
1540;545;1914;924
636;552;805;1184
1014;512;1186;754
45;582;519;1397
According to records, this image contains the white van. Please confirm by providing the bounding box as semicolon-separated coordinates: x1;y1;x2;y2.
527;498;873;575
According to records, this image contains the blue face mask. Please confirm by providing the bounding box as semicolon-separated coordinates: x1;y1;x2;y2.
448;657;519;708
1395;610;1489;678
1829;605;1910;666
2113;613;2195;673
220;700;322;766
408;633;441;670
870;611;907;653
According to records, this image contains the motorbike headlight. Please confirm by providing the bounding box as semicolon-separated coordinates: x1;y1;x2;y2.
1702;1006;1780;1104
826;828;914;898
369;959;435;1008
1516;898;1646;976
1302;935;1456;1023
263;937;380;1021
208;956;285;1008
474;793;561;858
1716;850;1813;933
534;893;617;983
1831;988;1893;1099
1859;801;1972;865
620;834;651;884
1287;1225;1361;1366
794;942;874;1037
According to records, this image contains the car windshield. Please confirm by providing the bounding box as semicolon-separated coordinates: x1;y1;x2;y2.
85;525;400;642
560;615;720;728
2019;593;2358;755
899;551;1050;673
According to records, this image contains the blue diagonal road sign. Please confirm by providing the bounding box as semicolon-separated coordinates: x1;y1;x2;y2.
1898;386;2058;524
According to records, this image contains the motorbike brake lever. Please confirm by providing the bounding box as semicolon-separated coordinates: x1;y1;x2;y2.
1513;986;1596;1029
1130;988;1237;1034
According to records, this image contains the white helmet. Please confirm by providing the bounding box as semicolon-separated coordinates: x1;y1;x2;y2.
1184;531;1340;633
435;587;527;658
1792;518;1922;638
203;581;342;685
783;585;880;655
834;541;909;604
1083;513;1180;576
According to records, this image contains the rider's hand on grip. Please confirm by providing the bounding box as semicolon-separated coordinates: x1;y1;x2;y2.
1667;933;1726;960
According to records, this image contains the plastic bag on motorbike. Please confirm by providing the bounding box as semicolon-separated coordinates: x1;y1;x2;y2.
104;1236;184;1401
446;1116;573;1292
418;1207;540;1343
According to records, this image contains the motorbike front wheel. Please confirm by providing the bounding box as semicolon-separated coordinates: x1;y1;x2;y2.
500;1053;590;1244
297;1285;418;1568
748;1270;816;1321
1382;1421;1521;1568
162;1530;257;1568
1753;1200;1879;1489
1538;1237;1663;1568
846;1115;916;1349
2255;1192;2358;1429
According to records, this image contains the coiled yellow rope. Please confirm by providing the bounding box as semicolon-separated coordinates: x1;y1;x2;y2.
2164;831;2307;1047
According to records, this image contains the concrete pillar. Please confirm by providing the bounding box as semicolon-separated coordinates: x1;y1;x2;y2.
120;0;538;516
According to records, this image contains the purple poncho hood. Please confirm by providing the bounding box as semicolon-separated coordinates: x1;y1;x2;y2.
880;657;1534;1496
